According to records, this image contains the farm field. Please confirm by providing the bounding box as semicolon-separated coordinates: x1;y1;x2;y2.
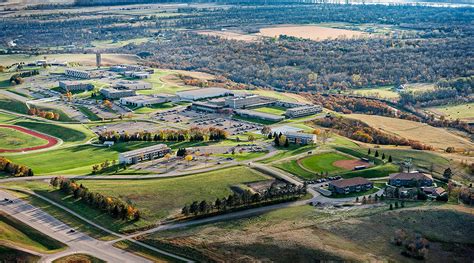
352;86;399;99
91;37;151;49
427;102;474;123
0;211;66;254
0;54;140;66
346;114;474;150
6;166;271;233
195;30;261;42
0;126;47;150
141;201;469;262
253;106;287;116
258;24;368;41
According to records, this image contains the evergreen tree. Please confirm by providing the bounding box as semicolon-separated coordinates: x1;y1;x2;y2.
382;153;385;160
368;148;371;155
375;150;379;158
388;155;393;162
284;138;289;148
443;167;452;179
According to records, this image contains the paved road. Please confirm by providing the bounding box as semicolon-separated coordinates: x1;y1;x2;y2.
0;187;194;263
0;189;151;263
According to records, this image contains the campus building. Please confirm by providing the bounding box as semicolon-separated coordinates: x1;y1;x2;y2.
123;71;150;79
59;81;93;91
120;95;167;107
224;94;275;109
284;132;317;144
65;68;91;79
119;144;171;164
388;172;434;187
177;88;233;101
191;101;224;113
329;177;373;195
234;109;285;122
114;81;152;90
284;105;322;118
100;88;136;99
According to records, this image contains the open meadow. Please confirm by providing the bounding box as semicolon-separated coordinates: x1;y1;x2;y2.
5;166;271;233
426;102;474;123
139;202;473;262
346;114;474;150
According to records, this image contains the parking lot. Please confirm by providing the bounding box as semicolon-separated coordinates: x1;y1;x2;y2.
155;108;263;135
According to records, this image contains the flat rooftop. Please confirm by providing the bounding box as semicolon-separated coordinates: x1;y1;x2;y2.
120;144;170;158
177;87;232;98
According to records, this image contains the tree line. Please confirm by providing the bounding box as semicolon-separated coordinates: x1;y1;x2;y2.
0;157;34;177
181;183;306;218
27;107;61;120
50;176;140;221
315;116;433;150
98;127;227;143
9;70;39;85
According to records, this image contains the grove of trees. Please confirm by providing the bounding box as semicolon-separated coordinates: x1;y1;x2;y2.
0;157;34;177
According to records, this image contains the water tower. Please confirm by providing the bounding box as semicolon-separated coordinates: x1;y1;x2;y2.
96;52;102;68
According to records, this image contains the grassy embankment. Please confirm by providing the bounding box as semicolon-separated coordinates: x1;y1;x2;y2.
52;254;106;263
5;166;270;233
0;211;66;253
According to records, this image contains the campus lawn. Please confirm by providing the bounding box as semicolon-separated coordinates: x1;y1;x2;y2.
0;212;66;253
253;106;287;116
77;106;101;121
32;105;75;122
0;95;28;114
13;121;95;145
6;142;160;175
133;102;176;114
299;152;351;174
7;166;270;233
0;112;18;123
274;159;314;179
215;151;268;161
259;144;315;164
232;114;281;125
0;127;48;150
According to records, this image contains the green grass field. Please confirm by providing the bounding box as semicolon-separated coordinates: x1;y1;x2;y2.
299;152;351;174
140;70;196;95
0;112;18;122
215;151;268;161
253;106;287;116
7;167;270;233
259;145;315;164
339;163;398;179
274;159;314;179
133;102;176;114
0;212;66;253
0;127;48;150
232;114;281;125
77;106;101;121
13;121;95;145
32;105;75;122
6;142;159;175
0;95;28;114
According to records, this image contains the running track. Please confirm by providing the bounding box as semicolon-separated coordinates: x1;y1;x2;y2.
0;124;59;153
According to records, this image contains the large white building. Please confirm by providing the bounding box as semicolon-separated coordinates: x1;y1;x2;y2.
114;81;152;90
284;132;317;145
285;105;322;118
176;88;232;101
120;95;168;107
100;88;136;99
235;109;285;122
65;68;91;79
119;144;171;164
59;81;93;91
